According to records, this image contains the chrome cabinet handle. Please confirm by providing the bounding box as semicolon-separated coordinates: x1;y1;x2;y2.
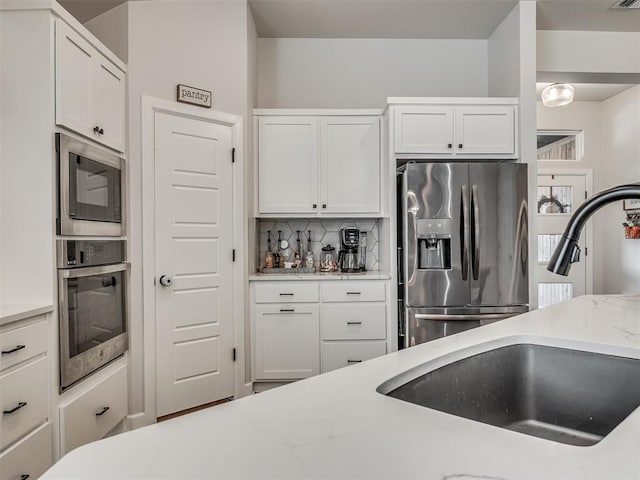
159;275;173;287
461;184;470;281
96;406;110;416
346;321;362;325
471;184;480;281
3;402;27;415
2;345;26;354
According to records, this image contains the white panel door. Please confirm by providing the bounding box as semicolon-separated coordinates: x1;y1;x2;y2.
536;174;589;308
55;20;94;139
394;106;453;154
92;53;125;152
155;112;234;417
258;117;318;214
454;106;515;155
320;116;380;214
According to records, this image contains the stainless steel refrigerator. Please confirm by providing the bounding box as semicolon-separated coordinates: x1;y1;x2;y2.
397;161;529;348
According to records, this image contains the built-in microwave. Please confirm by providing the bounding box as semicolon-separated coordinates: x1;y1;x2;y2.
56;133;123;236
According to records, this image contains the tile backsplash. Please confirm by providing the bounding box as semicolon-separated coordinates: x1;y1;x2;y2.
257;219;379;271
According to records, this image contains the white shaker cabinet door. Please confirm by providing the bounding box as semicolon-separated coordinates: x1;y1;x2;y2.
92;53;125;152
55;20;94;140
454;106;515;156
254;304;319;380
394;106;453;154
320;116;380;214
258;117;318;214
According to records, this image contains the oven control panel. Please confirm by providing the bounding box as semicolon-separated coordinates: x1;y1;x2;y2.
57;240;125;268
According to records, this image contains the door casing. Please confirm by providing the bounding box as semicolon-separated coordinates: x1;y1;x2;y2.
139;96;249;426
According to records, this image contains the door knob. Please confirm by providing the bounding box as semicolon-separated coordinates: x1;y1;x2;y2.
159;275;173;287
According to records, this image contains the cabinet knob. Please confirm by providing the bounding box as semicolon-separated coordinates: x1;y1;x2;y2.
458;143;463;149
159;275;173;287
94;126;104;135
312;204;317;209
447;143;452;149
322;204;327;209
20;475;30;480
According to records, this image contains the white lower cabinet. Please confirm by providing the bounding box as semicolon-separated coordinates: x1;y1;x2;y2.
254;304;320;380
59;362;127;455
252;280;388;382
0;422;52;480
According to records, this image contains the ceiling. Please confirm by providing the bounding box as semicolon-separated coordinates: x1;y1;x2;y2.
60;0;640;36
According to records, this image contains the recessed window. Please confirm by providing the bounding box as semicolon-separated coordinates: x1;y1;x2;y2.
537;130;582;161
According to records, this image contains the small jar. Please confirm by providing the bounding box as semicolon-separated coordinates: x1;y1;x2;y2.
320;245;337;272
304;250;315;270
265;252;274;269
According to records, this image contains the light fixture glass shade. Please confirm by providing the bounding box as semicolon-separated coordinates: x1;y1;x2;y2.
541;83;575;107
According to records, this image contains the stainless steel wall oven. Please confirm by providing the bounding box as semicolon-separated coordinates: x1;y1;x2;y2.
57;239;128;390
56;133;123;236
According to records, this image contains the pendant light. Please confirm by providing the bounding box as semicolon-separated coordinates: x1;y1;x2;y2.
541;83;575;107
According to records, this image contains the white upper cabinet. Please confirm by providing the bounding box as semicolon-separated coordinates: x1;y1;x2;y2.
320;116;380;214
394;106;453;155
258;117;318;214
393;102;517;158
257;113;381;216
455;106;515;155
56;20;125;153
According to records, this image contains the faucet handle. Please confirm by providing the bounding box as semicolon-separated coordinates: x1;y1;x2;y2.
569;244;581;263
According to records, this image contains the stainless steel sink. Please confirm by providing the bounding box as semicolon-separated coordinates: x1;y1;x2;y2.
383;344;640;446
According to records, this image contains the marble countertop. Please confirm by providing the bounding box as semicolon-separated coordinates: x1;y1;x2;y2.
43;295;640;479
0;303;54;326
249;270;391;281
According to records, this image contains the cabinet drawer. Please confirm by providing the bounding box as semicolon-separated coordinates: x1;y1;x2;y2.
254;282;319;303
0;357;49;450
321;282;385;302
0;319;48;372
0;422;52;480
60;363;127;454
321;304;386;340
321;341;386;373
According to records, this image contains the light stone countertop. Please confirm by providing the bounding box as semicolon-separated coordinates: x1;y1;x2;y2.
249;270;391;281
0;303;54;326
43;295;640;479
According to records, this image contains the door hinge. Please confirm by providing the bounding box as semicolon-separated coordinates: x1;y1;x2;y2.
585;247;588;256
232;249;236;261
585;191;588;200
231;147;235;163
232;348;237;362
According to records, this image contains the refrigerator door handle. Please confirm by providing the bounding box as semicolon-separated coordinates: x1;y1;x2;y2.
414;313;515;321
461;184;470;281
472;184;480;281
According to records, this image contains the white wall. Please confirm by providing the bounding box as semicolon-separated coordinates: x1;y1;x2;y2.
85;3;128;63
600;85;640;294
87;0;252;423
487;1;538;308
258;38;489;108
537;31;640;74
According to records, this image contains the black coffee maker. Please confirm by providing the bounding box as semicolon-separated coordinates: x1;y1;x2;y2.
338;228;366;273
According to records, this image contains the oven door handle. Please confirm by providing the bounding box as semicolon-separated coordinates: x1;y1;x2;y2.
60;263;129;279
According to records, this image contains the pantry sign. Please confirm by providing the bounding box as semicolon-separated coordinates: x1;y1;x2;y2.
176;84;212;108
